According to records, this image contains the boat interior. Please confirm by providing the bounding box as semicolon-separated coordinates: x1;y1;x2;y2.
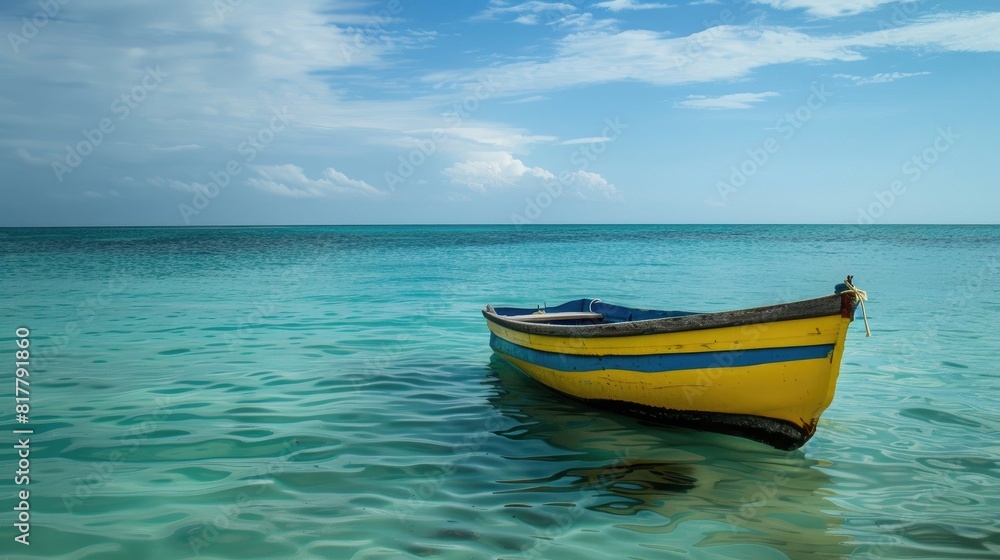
488;299;699;326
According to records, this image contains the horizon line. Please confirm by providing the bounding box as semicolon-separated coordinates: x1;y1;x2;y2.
2;222;999;229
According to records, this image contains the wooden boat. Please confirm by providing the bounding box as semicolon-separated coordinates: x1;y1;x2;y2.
482;278;869;450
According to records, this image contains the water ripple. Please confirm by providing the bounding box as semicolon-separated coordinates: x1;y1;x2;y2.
4;225;1000;559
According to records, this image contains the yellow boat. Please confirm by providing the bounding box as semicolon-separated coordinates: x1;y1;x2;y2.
482;278;869;450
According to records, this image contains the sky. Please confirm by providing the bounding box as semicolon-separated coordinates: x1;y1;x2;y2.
1;0;998;226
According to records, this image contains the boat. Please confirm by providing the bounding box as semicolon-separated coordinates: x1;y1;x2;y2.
482;278;869;450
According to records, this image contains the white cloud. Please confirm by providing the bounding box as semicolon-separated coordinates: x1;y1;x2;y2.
549;12;619;31
443;152;619;199
148;176;213;194
476;2;619;32
441;126;558;150
474;1;577;22
503;95;549;104
558;136;614;145
564;169;620;199
833;71;930;85
247;165;387;198
427;13;1000;96
146;144;202;152
443;152;554;192
2;1;570;211
427;26;856;94
7;0;998;224
0;1;450;183
751;0;897;18
596;0;673;11
675;91;779;109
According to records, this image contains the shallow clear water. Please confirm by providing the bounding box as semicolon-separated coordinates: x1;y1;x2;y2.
0;225;998;559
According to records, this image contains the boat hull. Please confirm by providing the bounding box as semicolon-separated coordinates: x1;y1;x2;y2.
484;293;856;450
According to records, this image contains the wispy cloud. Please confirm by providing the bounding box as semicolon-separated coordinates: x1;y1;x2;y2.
833;71;930;85
0;2;430;172
148;177;213;194
3;0;998;226
474;1;620;32
503;95;549;104
675;91;779;109
247;165;387;198
0;0;560;209
146;144;202;152
751;0;897;18
549;12;619;31
558;136;614;144
596;0;674;11
428;13;1000;97
474;1;576;23
16;148;47;166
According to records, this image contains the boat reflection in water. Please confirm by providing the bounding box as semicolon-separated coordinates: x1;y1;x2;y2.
485;355;854;559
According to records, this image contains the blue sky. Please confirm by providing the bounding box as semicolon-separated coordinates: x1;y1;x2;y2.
1;0;997;226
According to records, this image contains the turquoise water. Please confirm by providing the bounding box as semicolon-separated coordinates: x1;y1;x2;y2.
1;225;998;560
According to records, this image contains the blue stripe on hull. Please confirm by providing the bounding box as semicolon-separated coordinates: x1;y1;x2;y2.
490;334;834;373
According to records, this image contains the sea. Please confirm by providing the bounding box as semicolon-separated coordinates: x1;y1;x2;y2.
0;224;997;560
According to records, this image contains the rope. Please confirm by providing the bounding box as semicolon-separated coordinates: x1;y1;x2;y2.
843;277;871;337
589;298;601;313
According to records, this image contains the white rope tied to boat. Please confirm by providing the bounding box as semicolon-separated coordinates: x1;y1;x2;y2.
589;298;601;313
843;276;871;337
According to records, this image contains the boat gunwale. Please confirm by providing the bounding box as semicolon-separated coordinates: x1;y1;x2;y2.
483;293;848;338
